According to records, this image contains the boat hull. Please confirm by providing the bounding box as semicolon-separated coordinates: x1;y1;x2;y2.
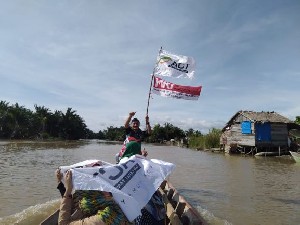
39;180;207;225
290;151;300;163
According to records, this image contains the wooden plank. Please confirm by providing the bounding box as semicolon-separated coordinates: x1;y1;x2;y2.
175;201;186;218
39;210;59;225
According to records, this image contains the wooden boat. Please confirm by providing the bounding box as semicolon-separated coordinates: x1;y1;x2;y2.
40;180;207;225
159;180;208;225
254;151;290;156
255;152;281;156
290;151;300;163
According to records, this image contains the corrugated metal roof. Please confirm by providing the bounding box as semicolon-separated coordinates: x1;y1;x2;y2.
240;111;292;123
222;110;293;131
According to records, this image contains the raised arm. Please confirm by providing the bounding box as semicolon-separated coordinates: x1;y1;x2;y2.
145;115;151;134
125;112;136;128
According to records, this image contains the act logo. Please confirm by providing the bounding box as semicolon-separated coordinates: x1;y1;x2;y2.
168;61;189;73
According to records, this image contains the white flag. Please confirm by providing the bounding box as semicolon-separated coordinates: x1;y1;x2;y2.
154;50;196;79
60;155;175;221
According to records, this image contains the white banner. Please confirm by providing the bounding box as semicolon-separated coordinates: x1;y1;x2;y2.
154;49;196;79
152;76;202;100
60;160;111;173
60;155;175;221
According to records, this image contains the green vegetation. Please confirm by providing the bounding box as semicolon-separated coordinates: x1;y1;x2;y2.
102;126;125;141
188;128;221;149
2;100;300;150
295;116;300;125
0;101;92;140
97;123;188;143
149;123;186;143
0;100;222;149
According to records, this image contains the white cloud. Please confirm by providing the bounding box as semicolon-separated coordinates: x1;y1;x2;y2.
0;0;299;134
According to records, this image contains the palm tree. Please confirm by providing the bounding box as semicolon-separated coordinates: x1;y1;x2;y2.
62;108;87;140
34;105;51;138
0;101;11;138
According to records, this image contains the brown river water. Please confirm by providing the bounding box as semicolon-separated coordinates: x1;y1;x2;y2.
0;140;299;225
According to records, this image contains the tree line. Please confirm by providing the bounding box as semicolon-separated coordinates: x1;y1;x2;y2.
0;101;91;140
99;123;202;143
0;100;219;148
2;101;299;149
99;124;221;149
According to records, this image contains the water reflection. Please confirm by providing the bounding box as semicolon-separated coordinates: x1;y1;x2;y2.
271;197;300;205
1;140;89;151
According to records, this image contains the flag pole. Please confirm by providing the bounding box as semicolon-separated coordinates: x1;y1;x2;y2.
146;47;162;116
146;74;154;117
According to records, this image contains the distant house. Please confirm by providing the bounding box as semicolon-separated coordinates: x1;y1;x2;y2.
220;110;299;154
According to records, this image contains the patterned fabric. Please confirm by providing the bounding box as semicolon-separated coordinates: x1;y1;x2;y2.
134;208;165;225
97;204;127;225
144;191;166;221
73;190;129;225
134;208;156;225
134;191;166;225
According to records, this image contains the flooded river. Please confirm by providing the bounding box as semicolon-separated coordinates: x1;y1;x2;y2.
0;140;299;225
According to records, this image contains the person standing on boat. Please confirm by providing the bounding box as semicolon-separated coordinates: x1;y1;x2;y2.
116;113;165;225
125;112;151;136
116;112;151;162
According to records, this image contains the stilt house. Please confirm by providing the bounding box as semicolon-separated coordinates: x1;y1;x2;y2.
220;110;298;154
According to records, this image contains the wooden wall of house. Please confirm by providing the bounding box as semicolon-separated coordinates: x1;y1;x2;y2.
254;123;288;147
221;112;289;148
271;124;288;145
222;123;256;147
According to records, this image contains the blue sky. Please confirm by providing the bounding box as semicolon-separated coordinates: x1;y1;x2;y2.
0;0;299;133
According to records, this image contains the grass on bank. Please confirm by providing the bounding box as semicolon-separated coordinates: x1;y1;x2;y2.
188;128;221;150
